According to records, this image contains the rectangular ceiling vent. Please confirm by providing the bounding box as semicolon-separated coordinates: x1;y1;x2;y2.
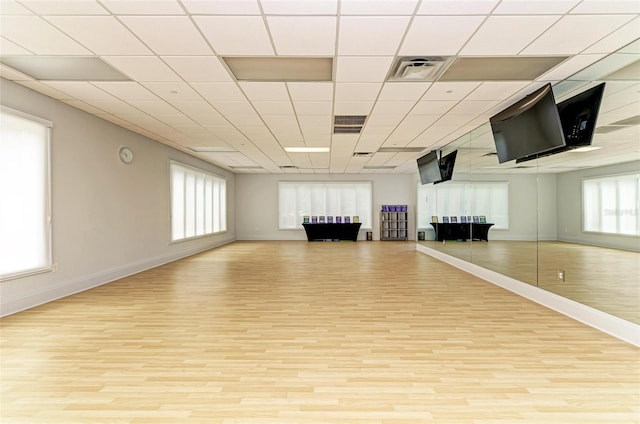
279;165;298;169
483;152;498;157
353;152;374;157
334;115;367;134
387;56;453;82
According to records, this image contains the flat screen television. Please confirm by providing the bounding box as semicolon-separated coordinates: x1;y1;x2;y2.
417;150;441;185
516;82;605;163
434;150;457;185
490;83;566;164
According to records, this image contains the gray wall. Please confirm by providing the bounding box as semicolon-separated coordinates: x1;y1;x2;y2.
1;79;236;316
557;160;640;251
236;173;416;240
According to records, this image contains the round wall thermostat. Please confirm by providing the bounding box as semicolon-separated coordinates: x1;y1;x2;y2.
118;146;134;164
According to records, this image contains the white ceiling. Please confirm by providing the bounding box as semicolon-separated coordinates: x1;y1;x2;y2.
1;0;639;175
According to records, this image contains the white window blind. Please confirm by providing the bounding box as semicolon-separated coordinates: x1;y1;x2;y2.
170;162;226;241
583;173;640;236
278;182;372;229
417;182;509;229
0;109;52;280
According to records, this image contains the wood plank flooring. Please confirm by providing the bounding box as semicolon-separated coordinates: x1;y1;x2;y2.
1;241;639;423
419;240;640;323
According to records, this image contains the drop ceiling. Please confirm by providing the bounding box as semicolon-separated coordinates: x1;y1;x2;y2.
0;0;638;175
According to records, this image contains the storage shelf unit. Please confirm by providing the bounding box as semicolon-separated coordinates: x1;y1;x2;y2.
380;206;408;241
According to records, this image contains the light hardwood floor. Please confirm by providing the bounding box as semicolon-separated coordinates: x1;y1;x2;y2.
1;241;639;423
419;240;640;323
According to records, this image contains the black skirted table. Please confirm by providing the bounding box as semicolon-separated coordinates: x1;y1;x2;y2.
302;223;361;241
430;222;494;241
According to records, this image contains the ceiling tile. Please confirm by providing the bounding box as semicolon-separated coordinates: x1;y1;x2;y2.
191;82;246;101
293;102;333;116
411;100;457;114
447;100;500;115
127;100;181;115
42;81;117;101
335;56;394;82
17;0;108;14
493;0;579;14
141;82;203;101
571;0;640;13
583;17;640;54
120;16;212;56
91;82;160;101
162;56;233;82
0;38;33;55
333;101;374;115
461;16;560;55
287;82;334;101
339;0;418;15
0;15;91;55
338;16;410;55
335;83;382;101
523;15;636;55
259;0;338;15
102;56;181;82
182;0;261;14
267;16;336;55
194;16;274;56
416;0;498;15
538;54;606;81
45;16;152;55
0;1;33;15
370;100;417;116
422;82;482;100
378;83;431;100
401;16;485;56
99;0;185;15
239;82;289;100
211;101;257;116
464;81;531;101
252;101;295;115
84;100;147;116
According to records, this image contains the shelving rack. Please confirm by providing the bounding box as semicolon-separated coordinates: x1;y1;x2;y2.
380;206;408;241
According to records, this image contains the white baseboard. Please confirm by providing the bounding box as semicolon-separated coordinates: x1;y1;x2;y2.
1;238;235;317
416;244;640;347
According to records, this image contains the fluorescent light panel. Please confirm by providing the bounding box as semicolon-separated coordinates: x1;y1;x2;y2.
223;57;333;81
0;56;131;81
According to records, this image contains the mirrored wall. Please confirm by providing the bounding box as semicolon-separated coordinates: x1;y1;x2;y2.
417;42;640;325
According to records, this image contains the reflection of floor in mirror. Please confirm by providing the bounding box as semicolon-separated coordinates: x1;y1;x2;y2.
418;240;640;324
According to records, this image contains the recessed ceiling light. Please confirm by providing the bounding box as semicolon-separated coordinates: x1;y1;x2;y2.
440;56;568;81
284;147;330;153
223;57;333;82
188;146;237;152
0;56;131;81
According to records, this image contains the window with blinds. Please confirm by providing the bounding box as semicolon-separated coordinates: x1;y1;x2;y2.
278;182;373;229
0;109;52;280
170;161;226;241
583;173;640;236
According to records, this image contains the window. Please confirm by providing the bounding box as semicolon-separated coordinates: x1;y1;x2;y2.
170;161;226;241
279;182;372;229
417;182;509;229
0;108;52;280
583;173;640;236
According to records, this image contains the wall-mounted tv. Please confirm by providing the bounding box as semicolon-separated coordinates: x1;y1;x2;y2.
417;150;441;185
434;150;458;185
516;82;605;163
490;83;566;164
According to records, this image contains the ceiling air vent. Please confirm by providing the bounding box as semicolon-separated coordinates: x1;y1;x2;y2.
483;152;498;157
353;152;374;157
279;165;297;169
387;56;453;82
334;115;367;134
